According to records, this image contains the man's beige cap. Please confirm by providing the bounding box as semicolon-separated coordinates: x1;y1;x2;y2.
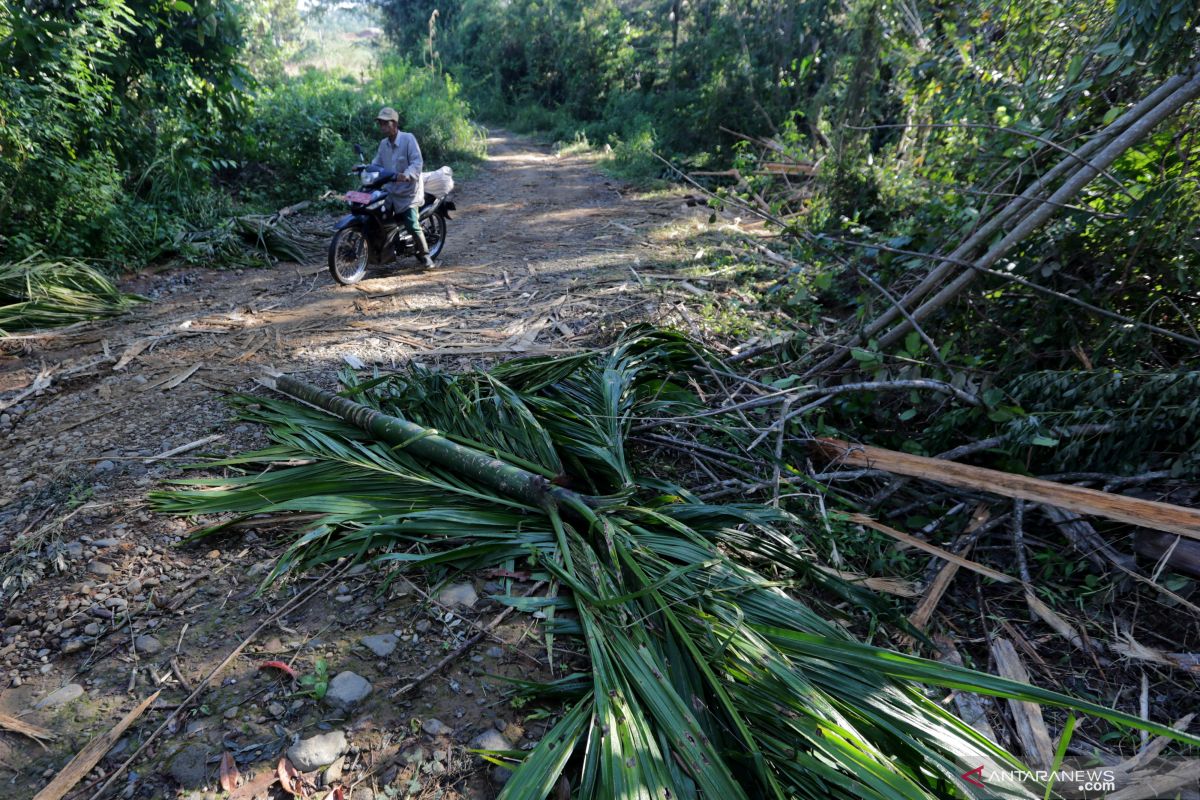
376;107;399;122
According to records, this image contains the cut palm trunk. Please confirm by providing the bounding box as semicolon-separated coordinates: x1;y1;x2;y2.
153;332;1200;799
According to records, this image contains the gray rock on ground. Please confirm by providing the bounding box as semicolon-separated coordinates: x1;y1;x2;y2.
322;756;346;785
167;743;209;788
134;634;162;655
469;729;513;784
492;765;514;786
436;582;478;608
360;633;398;657
422;718;450;736
325;671;372;709
288;730;348;772
469;729;510;752
35;683;84;709
472;734;516;786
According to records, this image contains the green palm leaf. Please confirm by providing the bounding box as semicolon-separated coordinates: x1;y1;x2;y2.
152;329;1199;799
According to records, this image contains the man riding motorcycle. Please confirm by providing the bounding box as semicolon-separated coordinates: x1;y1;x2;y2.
372;106;433;269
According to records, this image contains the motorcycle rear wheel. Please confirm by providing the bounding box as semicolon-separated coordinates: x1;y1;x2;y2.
422;213;446;261
329;228;368;285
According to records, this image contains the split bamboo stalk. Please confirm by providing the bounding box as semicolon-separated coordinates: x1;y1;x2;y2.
863;71;1190;340
815;438;1200;539
990;638;1055;769
804;67;1198;375
32;691;159;800
933;635;999;742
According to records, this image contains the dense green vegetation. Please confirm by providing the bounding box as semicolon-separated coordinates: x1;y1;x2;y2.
373;0;1200;477
0;1;481;272
7;0;1200;794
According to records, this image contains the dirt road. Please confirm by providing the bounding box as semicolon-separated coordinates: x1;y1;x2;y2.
0;131;710;797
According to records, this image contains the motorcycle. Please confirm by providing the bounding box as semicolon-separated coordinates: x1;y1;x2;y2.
328;144;456;285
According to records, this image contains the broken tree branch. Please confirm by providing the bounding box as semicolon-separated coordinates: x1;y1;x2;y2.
0;713;55;746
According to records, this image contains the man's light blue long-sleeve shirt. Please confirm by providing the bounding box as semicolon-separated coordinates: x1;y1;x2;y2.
372;131;424;210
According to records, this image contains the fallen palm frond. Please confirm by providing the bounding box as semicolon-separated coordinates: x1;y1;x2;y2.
233;212;324;264
151;329;1200;799
0;253;145;334
175;209;324;267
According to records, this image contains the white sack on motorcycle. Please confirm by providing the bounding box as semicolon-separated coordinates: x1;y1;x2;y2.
421;166;454;198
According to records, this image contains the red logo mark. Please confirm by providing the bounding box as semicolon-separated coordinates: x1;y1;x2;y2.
961;765;986;788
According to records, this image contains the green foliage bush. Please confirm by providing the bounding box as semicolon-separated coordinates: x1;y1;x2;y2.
242;57;483;209
0;0;480;272
0;0;249;266
414;0;842;178
363;57;485;167
240;70;369;208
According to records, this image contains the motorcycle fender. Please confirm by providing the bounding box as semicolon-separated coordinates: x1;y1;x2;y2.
436;200;455;220
334;213;368;231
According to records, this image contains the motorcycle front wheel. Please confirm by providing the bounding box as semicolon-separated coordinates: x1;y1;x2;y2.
329;227;368;285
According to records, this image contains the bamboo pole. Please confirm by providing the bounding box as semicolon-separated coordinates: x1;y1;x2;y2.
863;71;1190;338
874;67;1200;349
33;691;160;800
803;67;1198;376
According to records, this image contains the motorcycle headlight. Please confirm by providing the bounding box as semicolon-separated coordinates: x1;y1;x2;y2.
361;170;380;185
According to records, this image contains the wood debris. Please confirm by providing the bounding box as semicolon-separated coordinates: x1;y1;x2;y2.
933;635;998;742
142;362;203;392
990;638;1055;769
31;690;160;800
0;712;55;746
849;513;1016;584
145;434;223;464
906;505;991;638
817;438;1200;538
